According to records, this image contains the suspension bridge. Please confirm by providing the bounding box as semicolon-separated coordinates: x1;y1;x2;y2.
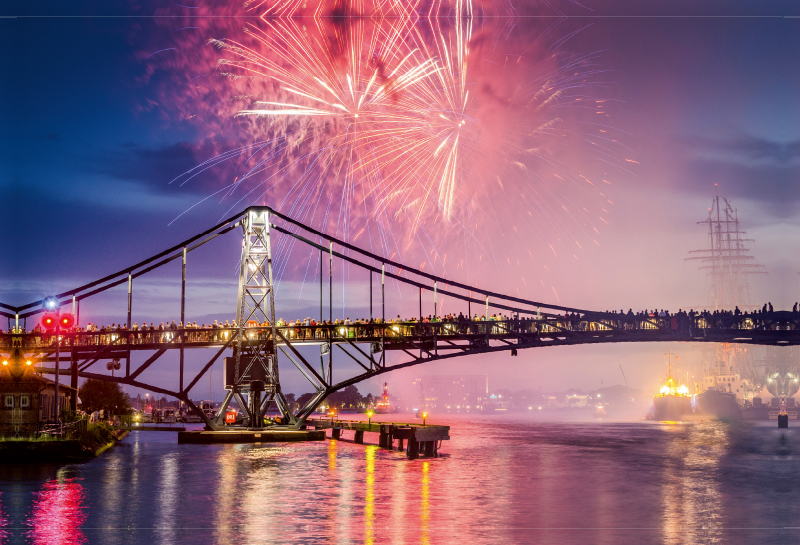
2;206;799;431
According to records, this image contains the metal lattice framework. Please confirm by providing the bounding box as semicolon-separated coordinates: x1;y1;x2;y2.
2;205;800;430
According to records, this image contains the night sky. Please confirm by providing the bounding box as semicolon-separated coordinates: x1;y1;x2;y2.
2;0;799;399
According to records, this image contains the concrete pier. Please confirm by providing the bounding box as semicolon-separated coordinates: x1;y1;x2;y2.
306;419;450;459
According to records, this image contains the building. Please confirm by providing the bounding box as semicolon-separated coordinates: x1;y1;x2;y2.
419;375;488;411
0;348;76;437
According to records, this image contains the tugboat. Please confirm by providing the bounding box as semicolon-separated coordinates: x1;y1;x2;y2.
653;352;692;421
374;383;395;414
696;388;742;419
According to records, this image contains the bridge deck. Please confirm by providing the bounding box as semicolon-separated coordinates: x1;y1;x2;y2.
5;312;800;363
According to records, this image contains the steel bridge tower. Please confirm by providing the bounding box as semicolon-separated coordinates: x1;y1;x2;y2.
230;208;292;428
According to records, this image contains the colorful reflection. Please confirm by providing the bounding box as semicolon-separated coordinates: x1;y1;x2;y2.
364;446;375;545
26;478;87;545
328;438;337;471
0;492;9;542
420;461;430;545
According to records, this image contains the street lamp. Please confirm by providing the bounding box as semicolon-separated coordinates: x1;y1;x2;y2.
367;410;374;427
422;412;428;426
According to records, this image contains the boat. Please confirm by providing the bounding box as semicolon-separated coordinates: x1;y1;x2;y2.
696;388;742;419
374;383;395;414
653;351;692;421
594;403;607;416
161;407;177;423
199;400;216;420
182;410;203;424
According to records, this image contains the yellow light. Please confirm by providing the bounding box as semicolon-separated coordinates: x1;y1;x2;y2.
26;360;32;366
1;361;7;366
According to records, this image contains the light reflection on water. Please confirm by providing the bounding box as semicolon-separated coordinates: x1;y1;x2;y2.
25;475;87;545
2;416;800;544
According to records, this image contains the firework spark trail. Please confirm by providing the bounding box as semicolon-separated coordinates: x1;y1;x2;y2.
159;0;630;303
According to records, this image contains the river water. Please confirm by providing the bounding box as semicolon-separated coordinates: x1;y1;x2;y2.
2;415;800;544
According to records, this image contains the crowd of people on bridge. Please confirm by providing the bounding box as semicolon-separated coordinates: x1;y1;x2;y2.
2;301;797;348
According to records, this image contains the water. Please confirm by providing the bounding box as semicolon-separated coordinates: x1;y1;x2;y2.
2;415;800;544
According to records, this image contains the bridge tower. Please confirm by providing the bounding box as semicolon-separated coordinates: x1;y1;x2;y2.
230;208;293;427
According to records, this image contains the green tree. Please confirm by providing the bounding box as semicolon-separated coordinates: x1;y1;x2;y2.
79;379;132;415
297;392;315;409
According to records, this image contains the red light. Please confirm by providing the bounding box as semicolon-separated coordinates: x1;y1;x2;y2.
41;312;58;331
59;313;75;329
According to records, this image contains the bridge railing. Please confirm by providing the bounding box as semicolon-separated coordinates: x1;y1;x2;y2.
3;312;799;351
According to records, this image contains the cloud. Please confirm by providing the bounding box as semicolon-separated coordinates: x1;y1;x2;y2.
687;134;800;165
666;134;800;215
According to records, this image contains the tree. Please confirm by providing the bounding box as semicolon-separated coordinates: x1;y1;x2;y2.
327;385;363;409
284;393;297;411
79;379;132;414
296;392;315;410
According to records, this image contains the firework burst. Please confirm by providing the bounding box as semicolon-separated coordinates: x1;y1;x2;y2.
160;0;628;298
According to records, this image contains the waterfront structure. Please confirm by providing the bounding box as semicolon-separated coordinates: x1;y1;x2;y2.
0;348;76;437
419;375;488;411
1;205;800;432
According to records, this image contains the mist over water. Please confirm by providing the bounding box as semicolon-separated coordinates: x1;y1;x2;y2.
3;416;800;544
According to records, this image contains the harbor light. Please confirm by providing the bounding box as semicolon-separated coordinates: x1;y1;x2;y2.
1;361;6;366
422;412;428;426
367;410;374;426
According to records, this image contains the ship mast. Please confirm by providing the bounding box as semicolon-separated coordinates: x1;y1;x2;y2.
686;186;766;394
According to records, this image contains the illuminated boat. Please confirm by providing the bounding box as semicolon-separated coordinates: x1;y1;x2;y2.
374;382;395;414
653;352;692;421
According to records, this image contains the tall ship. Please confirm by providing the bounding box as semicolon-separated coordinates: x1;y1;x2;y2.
653;352;692;421
686;188;766;419
374;383;395;414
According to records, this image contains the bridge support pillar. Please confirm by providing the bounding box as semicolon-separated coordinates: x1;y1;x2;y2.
70;339;78;412
354;430;364;444
332;428;341;440
407;439;419;460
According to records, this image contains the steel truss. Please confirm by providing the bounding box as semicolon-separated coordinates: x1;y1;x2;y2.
3;206;800;430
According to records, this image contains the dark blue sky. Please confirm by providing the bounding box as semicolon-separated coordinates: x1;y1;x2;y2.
2;0;799;396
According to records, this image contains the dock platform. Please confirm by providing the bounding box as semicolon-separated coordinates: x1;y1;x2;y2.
177;429;325;444
306;419;450;459
120;425;186;432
